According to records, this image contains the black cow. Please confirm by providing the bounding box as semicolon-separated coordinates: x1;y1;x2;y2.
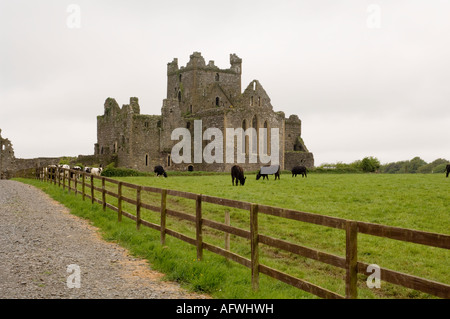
292;165;307;178
446;164;450;178
256;165;280;180
154;165;167;177
231;165;246;186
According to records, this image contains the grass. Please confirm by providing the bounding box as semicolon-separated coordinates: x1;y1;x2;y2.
16;172;450;299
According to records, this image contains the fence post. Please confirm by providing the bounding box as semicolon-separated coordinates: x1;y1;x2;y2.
225;210;230;251
74;171;78;195
136;186;141;230
57;167;61;187
345;220;358;299
82;172;86;201
118;182;123;222
90;175;94;204
63;169;66;190
68;171;71;193
102;177;106;211
160;189;167;245
250;203;259;291
196;194;203;261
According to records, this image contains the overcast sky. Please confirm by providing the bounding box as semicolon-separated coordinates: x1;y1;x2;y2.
1;0;449;166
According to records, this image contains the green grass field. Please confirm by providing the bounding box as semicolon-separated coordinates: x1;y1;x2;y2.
17;173;450;299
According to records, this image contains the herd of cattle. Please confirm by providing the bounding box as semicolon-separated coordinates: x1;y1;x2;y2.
153;164;307;186
44;163;450;184
231;164;307;186
43;164;103;180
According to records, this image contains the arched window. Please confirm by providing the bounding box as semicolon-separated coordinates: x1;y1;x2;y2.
215;73;219;81
263;121;268;154
242;119;248;155
215;97;220;106
145;154;149;166
252;115;258;154
178;91;182;102
167;155;171;167
179;73;182;82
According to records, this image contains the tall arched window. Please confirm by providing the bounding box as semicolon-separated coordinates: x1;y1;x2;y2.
178;90;182;102
252;115;258;154
215;73;220;81
242;119;248;155
145;154;149;166
263;121;268;155
215;97;220;106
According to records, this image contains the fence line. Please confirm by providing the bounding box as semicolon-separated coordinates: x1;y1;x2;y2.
33;166;450;299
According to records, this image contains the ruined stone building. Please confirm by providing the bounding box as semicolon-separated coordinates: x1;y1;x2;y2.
95;52;314;172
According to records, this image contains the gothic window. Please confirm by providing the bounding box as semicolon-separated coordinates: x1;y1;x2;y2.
263;121;268;154
252;115;258;154
258;97;261;106
215;73;219;81
145;154;149;166
179;73;182;82
178;90;182;102
242;119;248;155
215;97;220;106
167;155;171;167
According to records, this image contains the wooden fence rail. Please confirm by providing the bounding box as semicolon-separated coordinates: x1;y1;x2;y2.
34;166;450;299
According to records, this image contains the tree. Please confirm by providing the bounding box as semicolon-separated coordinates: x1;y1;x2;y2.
360;156;380;172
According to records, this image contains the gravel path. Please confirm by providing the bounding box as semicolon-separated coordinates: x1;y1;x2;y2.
0;180;209;299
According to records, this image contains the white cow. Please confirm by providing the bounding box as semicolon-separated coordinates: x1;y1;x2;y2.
91;167;103;176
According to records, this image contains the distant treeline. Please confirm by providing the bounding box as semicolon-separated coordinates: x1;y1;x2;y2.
316;157;449;174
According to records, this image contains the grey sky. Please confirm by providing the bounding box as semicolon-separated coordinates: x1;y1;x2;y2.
1;0;449;165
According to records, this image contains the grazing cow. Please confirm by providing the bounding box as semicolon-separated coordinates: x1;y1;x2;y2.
91;167;103;176
446;164;450;178
231;165;246;186
154;165;168;177
256;165;280;181
70;166;82;179
292;165;307;178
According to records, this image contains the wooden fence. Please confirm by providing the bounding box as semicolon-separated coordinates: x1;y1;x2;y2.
37;166;450;299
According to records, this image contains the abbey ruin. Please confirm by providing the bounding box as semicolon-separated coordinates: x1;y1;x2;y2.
95;52;314;172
